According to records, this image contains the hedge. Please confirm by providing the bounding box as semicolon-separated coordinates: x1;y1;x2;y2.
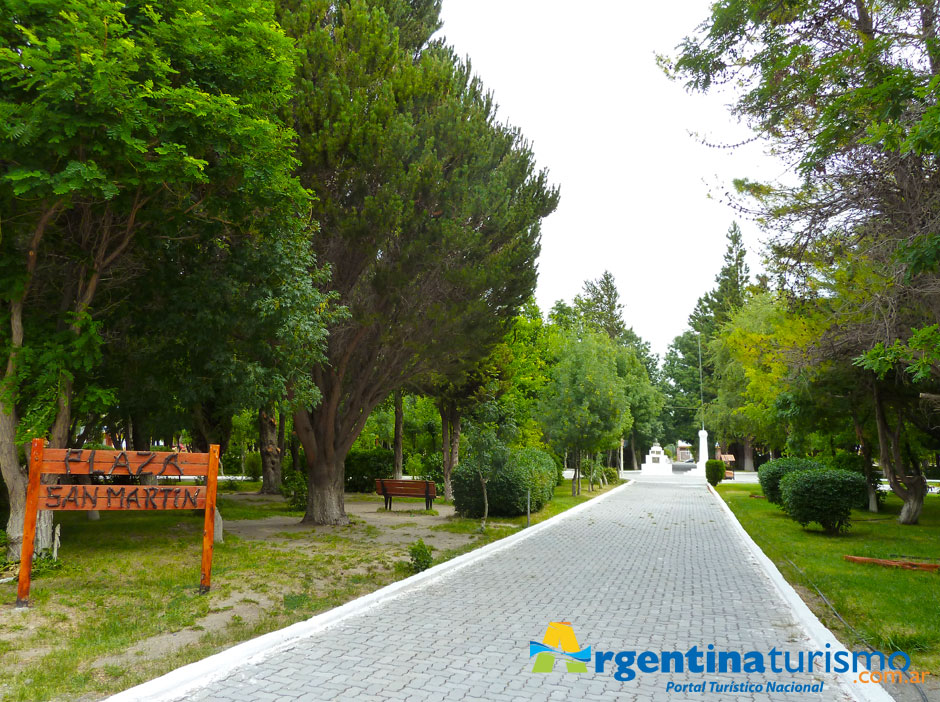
705;459;725;487
818;453;883;510
344;448;394;492
757;457;824;504
779;468;867;534
453;447;557;518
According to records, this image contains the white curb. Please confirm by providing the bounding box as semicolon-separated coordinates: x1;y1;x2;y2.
708;484;895;702
108;481;635;702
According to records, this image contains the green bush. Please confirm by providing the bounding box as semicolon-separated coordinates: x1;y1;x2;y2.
244;452;262;481
280;469;307;510
408;538;434;573
453;447;557;518
819;453;884;509
417;452;444;493
705;459;726;487
603;466;619;484
403;453;423;477
344;448;394;492
780;468;867;534
758;457;823;504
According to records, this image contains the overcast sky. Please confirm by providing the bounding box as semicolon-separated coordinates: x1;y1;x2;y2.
438;1;789;358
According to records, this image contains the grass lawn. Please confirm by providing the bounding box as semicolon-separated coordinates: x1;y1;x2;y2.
0;477;621;701
717;482;940;674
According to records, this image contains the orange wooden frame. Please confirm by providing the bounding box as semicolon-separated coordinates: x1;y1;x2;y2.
16;438;219;608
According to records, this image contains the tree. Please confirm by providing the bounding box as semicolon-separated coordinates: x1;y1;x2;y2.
538;332;631;495
672;0;940;522
0;0;303;558
279;0;559;524
575;271;627;341
662;224;750;450
690;223;750;338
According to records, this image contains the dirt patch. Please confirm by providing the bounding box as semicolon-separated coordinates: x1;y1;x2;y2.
90;593;273;671
222;492;481;554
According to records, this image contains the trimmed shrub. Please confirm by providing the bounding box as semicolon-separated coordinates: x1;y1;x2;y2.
453;447;557;518
705;459;725;487
344;448;394;492
780;469;867;534
244;452;262;481
819;453;884;510
603;466;619;484
758;457;823;504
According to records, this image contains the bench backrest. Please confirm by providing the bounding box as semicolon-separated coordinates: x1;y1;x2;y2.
719;453;736;463
375;478;437;497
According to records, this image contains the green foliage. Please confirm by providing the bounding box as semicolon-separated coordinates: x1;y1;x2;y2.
280;469;307;511
0;0;307;453
779;469;868;534
31;554;63;578
407;538;434;574
244;453;262;482
758;458;823;505
344;449;394;493
538;331;631;456
452;447;557;518
819;453;885;510
403;454;424;477
279;0;559;525
415;452;444;494
705;459;725;487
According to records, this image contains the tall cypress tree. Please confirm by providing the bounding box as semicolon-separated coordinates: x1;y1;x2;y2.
279;0;559;524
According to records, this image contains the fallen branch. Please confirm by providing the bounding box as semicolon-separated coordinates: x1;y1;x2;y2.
843;555;940;572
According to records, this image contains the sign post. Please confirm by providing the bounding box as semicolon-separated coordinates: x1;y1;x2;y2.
16;439;220;608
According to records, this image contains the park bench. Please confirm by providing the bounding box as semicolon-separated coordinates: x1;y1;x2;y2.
719;453;735;480
375;478;437;511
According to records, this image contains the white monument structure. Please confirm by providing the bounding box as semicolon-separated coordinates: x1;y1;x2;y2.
689;428;709;476
641;442;672;476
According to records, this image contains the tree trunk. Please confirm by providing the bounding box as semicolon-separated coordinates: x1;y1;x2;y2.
571;450;577;496
479;472;488;531
439;401;459;501
450;413;460;483
873;384;925;524
277;410;286;463
393;389;404;479
303;450;349;525
852;411;879;513
290;432;301;474
293;389;371;526
0;407;28;561
259;406;281;494
440;402;450;495
631;430;640;470
132;413;155;493
742;436;755;471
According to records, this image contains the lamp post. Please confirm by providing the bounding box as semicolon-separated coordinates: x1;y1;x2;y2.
696;333;708;474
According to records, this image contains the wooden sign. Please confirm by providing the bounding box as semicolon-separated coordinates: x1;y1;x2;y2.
16;438;219;608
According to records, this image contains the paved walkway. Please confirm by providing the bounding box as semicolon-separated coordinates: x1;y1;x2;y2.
175;478;855;702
